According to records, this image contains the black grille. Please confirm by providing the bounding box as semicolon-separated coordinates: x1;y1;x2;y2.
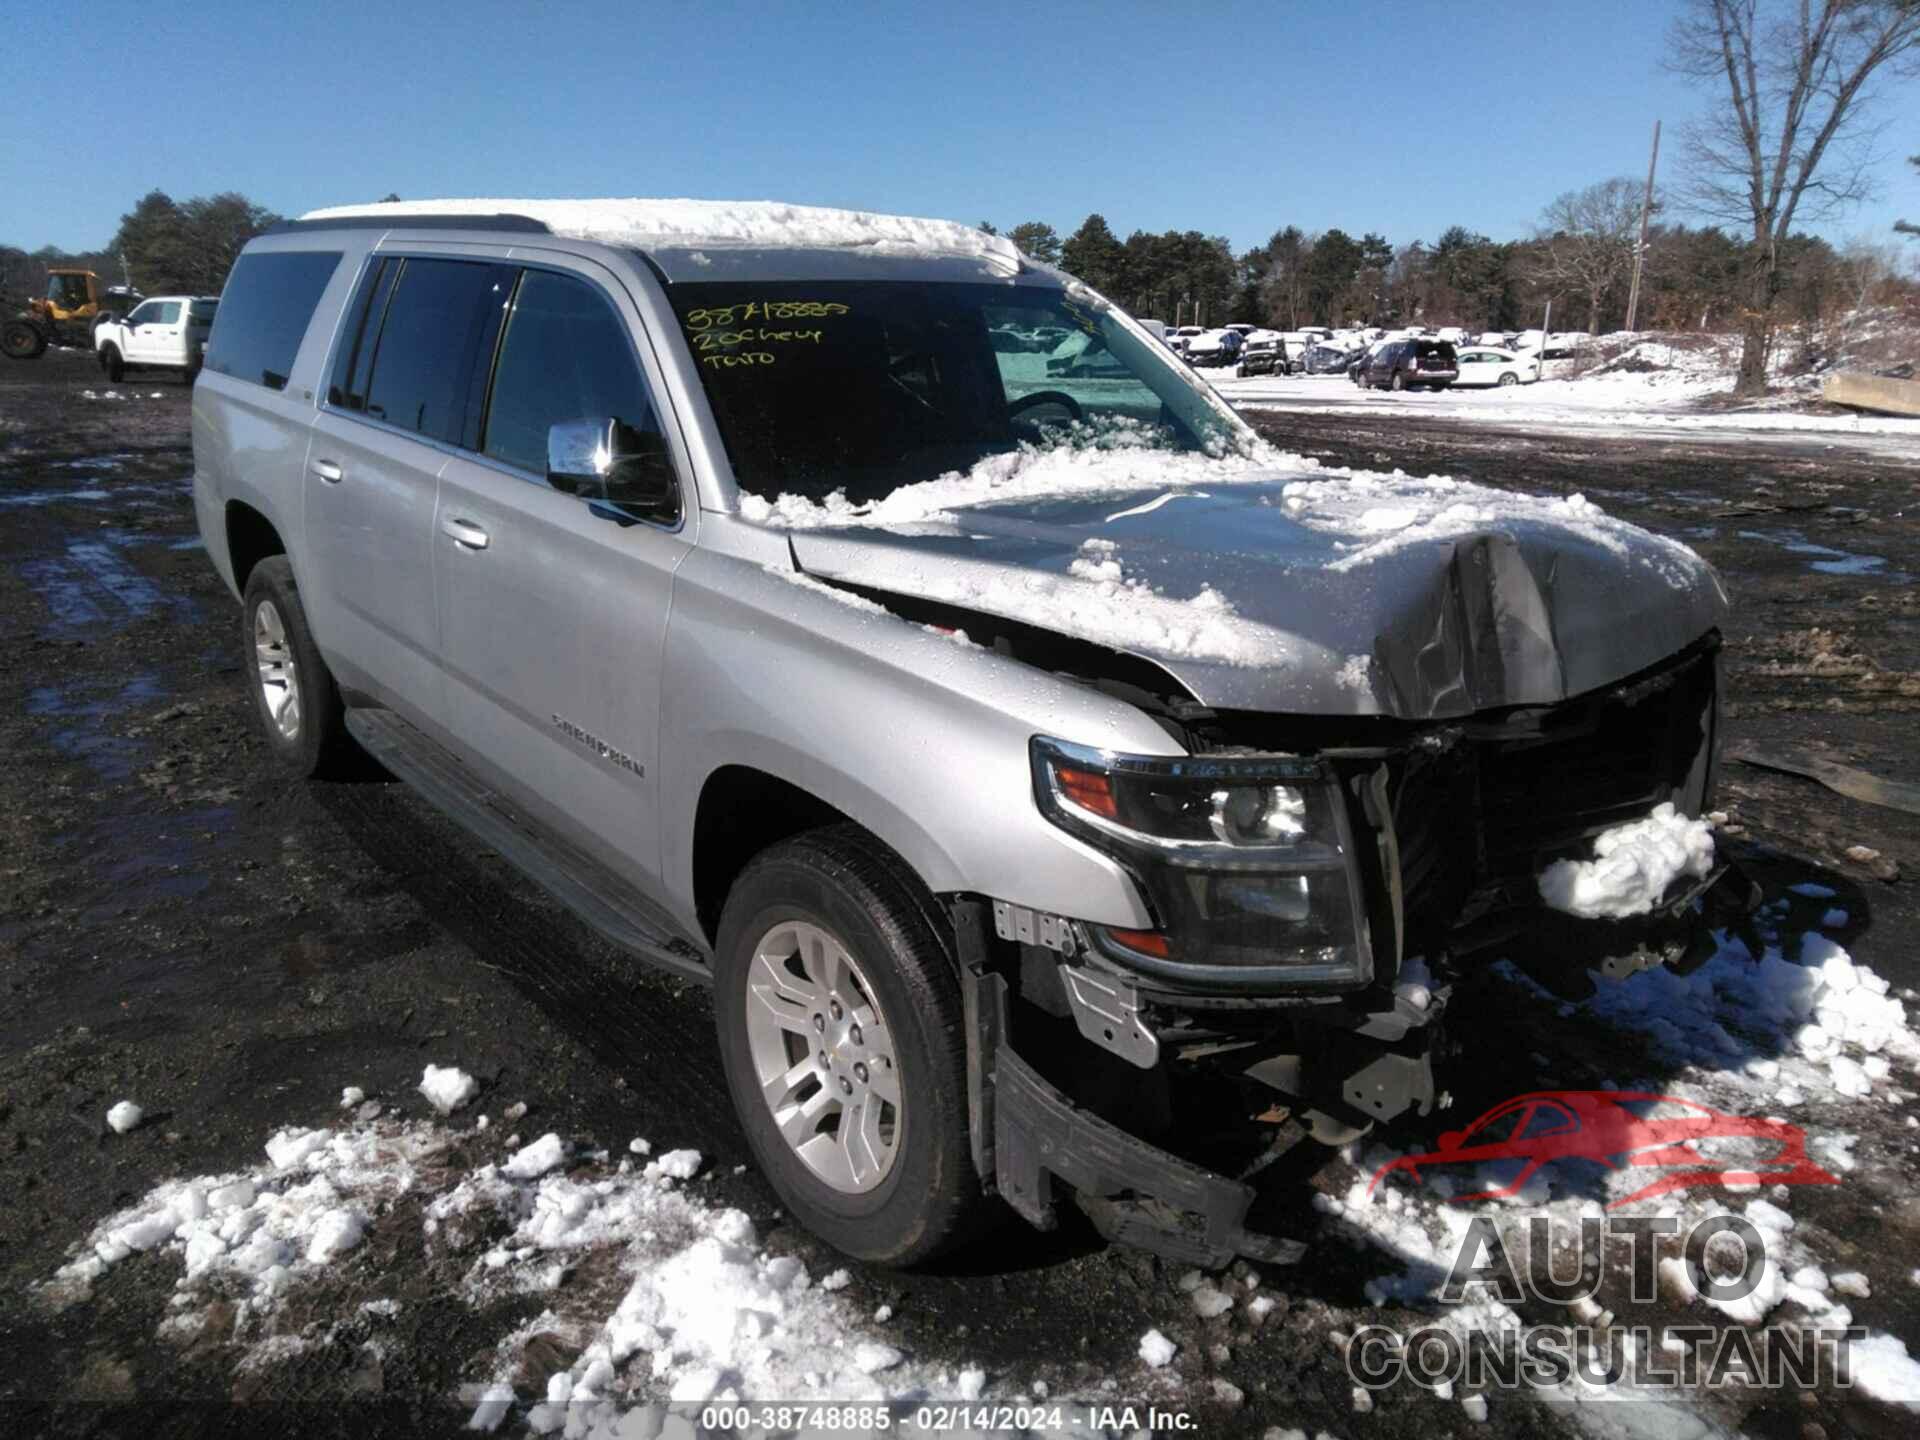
1394;644;1718;947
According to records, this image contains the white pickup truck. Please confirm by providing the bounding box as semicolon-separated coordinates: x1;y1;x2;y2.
95;295;219;382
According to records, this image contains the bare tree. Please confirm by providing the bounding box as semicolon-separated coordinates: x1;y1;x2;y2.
1668;0;1920;394
1532;178;1647;339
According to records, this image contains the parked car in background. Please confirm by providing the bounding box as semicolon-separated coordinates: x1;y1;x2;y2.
1184;328;1242;368
1168;324;1204;357
1304;344;1359;374
1350;337;1459;390
1452;347;1540;388
94;296;218;382
1477;331;1515;347
1236;330;1290;376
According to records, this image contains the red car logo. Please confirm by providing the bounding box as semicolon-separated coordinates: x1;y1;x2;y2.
1368;1090;1841;1208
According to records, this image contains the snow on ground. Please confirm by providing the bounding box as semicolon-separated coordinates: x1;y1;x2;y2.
1321;900;1920;1425
106;1100;143;1134
1538;804;1716;919
37;1078;1125;1434
420;1063;479;1114
1207;370;1920;444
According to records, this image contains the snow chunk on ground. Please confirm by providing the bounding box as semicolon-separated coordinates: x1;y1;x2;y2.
852;1342;902;1374
340;1087;365;1109
467;1382;515;1431
106;1101;143;1134
1138;1329;1177;1367
645;1148;702;1181
1852;1333;1920;1409
501;1134;567;1181
1538;802;1714;918
418;1065;478;1114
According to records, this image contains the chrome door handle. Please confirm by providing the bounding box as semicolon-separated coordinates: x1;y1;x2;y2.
440;517;490;550
311;459;343;483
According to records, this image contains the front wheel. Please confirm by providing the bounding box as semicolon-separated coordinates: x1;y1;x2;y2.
3;320;46;360
99;344;125;382
714;825;982;1265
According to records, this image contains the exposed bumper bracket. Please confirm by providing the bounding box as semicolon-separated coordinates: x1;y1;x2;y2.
962;954;1305;1270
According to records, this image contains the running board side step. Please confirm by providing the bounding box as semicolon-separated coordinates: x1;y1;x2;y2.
345;708;712;985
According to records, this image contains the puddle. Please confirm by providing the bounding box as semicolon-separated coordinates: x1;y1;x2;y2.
1735;527;1909;581
26;674;166;782
18;536;198;632
0;488;112;508
76;806;232;926
51;453;137;471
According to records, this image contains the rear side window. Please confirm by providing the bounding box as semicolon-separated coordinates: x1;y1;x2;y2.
482;269;659;477
189;300;217;322
357;259;512;446
205;250;342;391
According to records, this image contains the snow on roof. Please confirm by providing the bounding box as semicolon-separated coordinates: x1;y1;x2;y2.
296;197;1023;267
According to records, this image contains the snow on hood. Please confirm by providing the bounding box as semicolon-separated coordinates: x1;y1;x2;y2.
750;438;1727;719
297;197;1021;267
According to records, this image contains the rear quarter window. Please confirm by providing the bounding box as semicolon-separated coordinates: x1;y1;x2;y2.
205;250;343;391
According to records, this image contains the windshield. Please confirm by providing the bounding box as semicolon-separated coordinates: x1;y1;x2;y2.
668;281;1247;505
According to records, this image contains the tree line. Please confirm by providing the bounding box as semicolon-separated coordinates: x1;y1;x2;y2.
988;206;1908;343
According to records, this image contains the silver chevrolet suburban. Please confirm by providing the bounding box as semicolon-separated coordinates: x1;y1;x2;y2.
193;199;1733;1269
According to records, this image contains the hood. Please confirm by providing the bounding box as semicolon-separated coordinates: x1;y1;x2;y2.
786;473;1727;720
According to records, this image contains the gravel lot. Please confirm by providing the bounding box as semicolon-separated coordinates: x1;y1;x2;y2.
3;347;1918;1437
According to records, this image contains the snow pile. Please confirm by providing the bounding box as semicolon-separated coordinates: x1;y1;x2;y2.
43;1122;446;1314
299;197;1022;270
107;1101;144;1134
737;421;1292;531
45;1107;1006;1427
418;1064;478;1114
1501;928;1916;1105
1538;802;1716;918
1275;474;1713;589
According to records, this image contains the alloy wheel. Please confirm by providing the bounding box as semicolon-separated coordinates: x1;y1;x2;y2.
253;598;303;740
743;919;901;1194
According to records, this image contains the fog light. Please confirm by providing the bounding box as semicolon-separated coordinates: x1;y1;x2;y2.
1209;784;1306;845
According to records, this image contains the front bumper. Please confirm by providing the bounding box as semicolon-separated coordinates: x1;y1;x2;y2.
958;937;1307;1268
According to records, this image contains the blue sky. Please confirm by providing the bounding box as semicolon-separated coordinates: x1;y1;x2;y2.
7;0;1916;255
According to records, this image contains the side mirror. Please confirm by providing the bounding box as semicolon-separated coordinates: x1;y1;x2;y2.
1437;1130;1465;1152
547;417;679;525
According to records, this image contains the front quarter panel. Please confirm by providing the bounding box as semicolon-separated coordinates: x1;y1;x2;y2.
657;515;1183;937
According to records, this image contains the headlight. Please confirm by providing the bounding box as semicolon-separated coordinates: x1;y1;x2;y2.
1031;737;1374;990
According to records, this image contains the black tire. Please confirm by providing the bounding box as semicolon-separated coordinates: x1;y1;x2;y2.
1390;370;1406;392
714;824;982;1266
241;556;355;778
3;320;46;360
99;344;125;382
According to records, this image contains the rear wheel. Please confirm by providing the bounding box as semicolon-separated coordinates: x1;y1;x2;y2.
714;825;981;1265
242;557;356;777
99;344;125;382
1389;370;1406;392
1498;371;1519;387
3;320;45;360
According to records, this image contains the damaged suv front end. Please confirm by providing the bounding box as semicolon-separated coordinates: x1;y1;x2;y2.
658;241;1734;1267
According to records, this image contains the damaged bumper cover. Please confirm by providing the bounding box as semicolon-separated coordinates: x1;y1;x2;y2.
961;952;1307;1269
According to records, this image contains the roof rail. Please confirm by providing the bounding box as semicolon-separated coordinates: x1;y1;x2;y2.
265;213;552;235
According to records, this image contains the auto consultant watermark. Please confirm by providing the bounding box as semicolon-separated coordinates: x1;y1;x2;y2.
1351;1090;1863;1399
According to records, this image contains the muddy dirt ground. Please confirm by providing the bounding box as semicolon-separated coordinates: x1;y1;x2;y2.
2;347;1917;1438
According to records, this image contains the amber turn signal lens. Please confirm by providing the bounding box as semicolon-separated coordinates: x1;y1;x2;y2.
1104;927;1171;958
1055;765;1119;820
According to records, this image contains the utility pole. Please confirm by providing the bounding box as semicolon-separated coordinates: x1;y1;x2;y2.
1623;119;1661;334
